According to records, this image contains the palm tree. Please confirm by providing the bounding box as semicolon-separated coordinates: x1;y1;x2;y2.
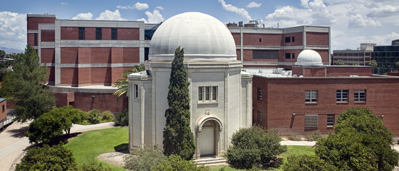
113;64;145;98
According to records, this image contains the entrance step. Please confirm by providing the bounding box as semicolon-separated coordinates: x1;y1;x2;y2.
194;157;228;166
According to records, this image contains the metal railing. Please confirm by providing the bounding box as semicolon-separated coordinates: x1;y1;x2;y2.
0;110;16;130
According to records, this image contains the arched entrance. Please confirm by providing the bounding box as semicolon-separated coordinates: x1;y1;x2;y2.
196;115;223;158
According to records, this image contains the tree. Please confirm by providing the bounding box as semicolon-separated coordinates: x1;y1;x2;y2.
352;61;359;66
0;50;5;59
283;155;338;171
369;60;378;68
163;47;195;160
396;61;399;69
316;108;398;171
124;145;167;171
336;59;345;65
226;126;287;169
113;64;145;98
0;44;55;122
151;155;208;171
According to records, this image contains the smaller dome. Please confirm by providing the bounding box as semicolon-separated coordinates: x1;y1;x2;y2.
295;50;323;66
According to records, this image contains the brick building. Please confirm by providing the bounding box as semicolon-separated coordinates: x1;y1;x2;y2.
332;43;375;66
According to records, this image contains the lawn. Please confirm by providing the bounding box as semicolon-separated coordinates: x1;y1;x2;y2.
64;127;129;171
209;146;315;171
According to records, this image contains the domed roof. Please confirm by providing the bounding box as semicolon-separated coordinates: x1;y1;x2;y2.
295;50;323;66
149;12;237;61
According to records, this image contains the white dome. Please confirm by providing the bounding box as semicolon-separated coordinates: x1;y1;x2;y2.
149;12;237;61
295;50;323;66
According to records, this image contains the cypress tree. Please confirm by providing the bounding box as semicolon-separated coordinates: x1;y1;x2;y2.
163;46;195;160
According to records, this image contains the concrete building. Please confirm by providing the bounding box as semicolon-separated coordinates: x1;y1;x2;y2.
128;12;252;158
332;43;375;66
374;40;399;74
252;50;399;136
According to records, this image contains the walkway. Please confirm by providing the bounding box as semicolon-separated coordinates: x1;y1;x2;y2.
0;121;115;171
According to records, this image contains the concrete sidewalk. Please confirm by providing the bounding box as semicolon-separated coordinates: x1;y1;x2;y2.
0;121;115;171
280;140;316;146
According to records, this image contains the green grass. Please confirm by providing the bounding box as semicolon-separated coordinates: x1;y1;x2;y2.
209;146;315;171
64;127;129;171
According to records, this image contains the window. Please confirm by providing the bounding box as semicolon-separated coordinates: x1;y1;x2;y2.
285;37;291;43
34;33;38;46
327;114;334;127
134;84;139;99
111;28;117;40
285;53;291;59
259;38;262;42
292;53;295;59
96;27;102;40
198;86;218;102
257;88;262;101
292;36;295;42
336;90;348;102
258;111;262;125
79;27;85;40
305;90;318;103
253;50;279;59
354;90;366;102
305;114;318;129
2;105;4;113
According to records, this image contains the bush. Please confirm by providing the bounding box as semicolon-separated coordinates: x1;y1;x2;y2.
316;108;398;171
288;133;301;141
115;109;128;126
304;130;323;141
101;110;114;122
151;155;208;171
124;145;167;171
86;109;102;124
16;143;78;171
282;155;338;171
225;126;287;169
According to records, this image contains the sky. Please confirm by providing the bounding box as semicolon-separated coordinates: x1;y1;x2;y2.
0;0;399;52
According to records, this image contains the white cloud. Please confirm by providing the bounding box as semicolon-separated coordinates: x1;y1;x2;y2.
347;14;381;28
96;10;127;21
367;5;399;17
308;0;336;25
0;11;27;50
72;13;93;20
156;6;164;10
246;2;261;8
137;18;147;22
218;0;252;20
61;3;68;5
300;0;310;8
117;2;149;10
266;6;295;20
141;10;164;23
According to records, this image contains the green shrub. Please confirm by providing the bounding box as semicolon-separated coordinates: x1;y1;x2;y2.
86;109;102;124
114;109;128;126
282;155;338;171
225;126;287;169
101;110;114;122
288;133;301;141
151;155;208;171
304;130;323;141
124;145;167;171
16;143;78;171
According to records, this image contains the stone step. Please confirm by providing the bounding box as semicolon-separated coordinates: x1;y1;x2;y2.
194;157;227;165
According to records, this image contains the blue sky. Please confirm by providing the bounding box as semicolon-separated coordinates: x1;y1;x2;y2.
1;0;399;51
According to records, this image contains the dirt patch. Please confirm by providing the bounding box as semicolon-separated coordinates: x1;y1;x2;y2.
97;151;129;168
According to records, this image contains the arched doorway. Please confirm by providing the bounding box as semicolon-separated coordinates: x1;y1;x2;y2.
196;115;223;158
199;121;215;156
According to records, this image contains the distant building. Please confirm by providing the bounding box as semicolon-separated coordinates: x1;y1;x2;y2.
332;43;375;66
373;40;399;74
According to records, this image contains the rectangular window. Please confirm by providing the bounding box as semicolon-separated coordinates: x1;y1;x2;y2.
2;105;4;113
285;37;291;43
305;90;318;103
354;90;366;102
327;114;334;127
285;53;291;59
292;53;295;59
305;115;318;129
252;50;279;59
79;27;85;40
111;28;117;40
292;36;295;42
96;27;102;40
258;111;262;125
34;33;38;46
134;84;138;99
259;38;262;42
198;86;218;102
258;88;262;101
336;90;348;102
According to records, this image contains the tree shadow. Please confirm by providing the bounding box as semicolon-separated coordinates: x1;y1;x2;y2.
114;143;129;153
6;126;29;138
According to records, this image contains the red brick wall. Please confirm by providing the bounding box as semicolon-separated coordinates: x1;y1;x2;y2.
243;33;282;46
61;68;78;85
111;67;124;83
117;28;139;40
61;27;79;40
236;49;241;60
327;67;373;77
102;28;111;40
0;100;6;120
27;33;36;46
78;48;91;64
69;92;127;112
111;48;123;63
313;50;329;63
123;47;140;63
282;32;303;46
253;75;399;135
41;30;55;42
78;68;91;85
47;67;55;82
61;47;78;64
54;92;74;107
27;17;56;30
232;33;240;45
41;48;55;63
6;100;14;110
85;27;95;40
91;67;111;84
91;48;111;63
280;49;303;62
304;68;326;77
306;32;329;46
387;71;399;76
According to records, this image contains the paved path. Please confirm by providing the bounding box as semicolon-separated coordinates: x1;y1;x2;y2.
280;140;316;146
0;121;115;171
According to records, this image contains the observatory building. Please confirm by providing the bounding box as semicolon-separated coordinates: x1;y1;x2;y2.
128;12;253;158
